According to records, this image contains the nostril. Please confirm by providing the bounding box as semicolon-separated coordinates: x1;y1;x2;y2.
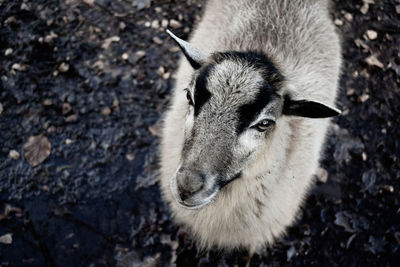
179;189;191;201
178;183;204;201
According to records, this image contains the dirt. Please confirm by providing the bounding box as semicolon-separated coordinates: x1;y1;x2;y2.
0;0;399;266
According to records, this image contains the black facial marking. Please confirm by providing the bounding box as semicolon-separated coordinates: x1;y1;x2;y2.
212;51;284;85
194;64;213;116
237;85;278;134
210;51;283;134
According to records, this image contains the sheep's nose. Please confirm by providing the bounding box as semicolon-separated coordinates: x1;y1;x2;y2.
178;183;203;201
176;171;205;201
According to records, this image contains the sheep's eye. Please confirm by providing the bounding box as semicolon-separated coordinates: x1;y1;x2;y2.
186;90;194;106
255;119;274;132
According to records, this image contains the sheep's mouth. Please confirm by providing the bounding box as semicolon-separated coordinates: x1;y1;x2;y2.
175;189;219;210
217;172;242;189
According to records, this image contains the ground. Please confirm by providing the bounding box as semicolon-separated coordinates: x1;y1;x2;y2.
0;0;399;266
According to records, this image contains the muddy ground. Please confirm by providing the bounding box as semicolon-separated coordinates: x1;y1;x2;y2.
0;0;399;266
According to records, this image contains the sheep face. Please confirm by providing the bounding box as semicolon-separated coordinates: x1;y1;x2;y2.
170;52;285;209
166;32;340;210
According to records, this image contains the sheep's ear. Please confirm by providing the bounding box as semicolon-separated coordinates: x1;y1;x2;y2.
166;29;206;69
282;95;341;118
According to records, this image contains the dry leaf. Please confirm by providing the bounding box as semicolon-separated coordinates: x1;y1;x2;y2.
23;135;51;167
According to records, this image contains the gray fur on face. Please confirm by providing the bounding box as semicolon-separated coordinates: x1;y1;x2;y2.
173;52;284;208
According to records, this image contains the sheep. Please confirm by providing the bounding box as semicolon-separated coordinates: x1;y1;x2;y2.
159;0;342;255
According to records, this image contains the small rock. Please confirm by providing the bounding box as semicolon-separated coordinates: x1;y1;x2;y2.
23;135;51;167
126;153;135;161
365;55;384;68
341;109;349;116
344;13;353;22
20;3;30;11
334;211;355;233
148;120;162;137
119;21;126;30
334;19;343;26
0;233;12;244
113;97;120;113
157;66;165;76
58;62;69;73
0;103;3;115
65;114;78;123
366;30;377;40
396;5;400;14
83;0;95;7
316;167;328;183
169;19;182;29
381;185;394;193
44;31;58;44
354;38;369;52
5;48;13;56
41;185;50;192
161;19;168;28
135;50;146;61
12;63;29;72
346;89;355;96
169;46;180;53
362;152;367;161
4;16;18;26
43;99;53;106
47;126;56;134
102;36;120;50
287;245;296;261
360;3;369;14
65;139;72;145
102;107;111;116
151;20;160;29
9;150;20;160
152;36;163;45
121;53;129;60
162;72;170;80
134;0;151;11
358;93;370;103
